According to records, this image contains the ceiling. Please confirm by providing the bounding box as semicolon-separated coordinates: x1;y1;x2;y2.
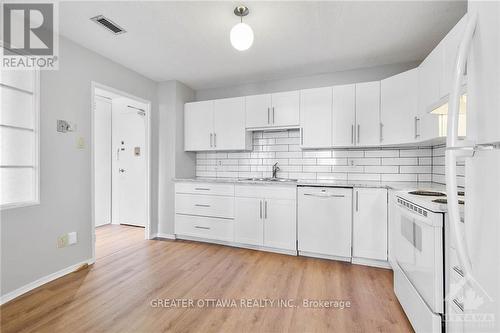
59;1;467;90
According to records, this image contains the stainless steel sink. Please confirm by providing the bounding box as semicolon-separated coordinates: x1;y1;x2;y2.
239;177;297;182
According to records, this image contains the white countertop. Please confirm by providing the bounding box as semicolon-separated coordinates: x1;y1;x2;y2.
173;177;446;192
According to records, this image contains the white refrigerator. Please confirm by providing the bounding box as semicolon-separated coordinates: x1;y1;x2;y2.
446;1;500;332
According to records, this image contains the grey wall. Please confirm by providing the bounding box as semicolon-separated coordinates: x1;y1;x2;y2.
157;81;195;235
195;61;419;101
0;36;159;296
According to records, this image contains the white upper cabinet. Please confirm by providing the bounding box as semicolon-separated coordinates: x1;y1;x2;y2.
355;81;381;146
245;94;272;128
418;47;442;141
271;91;300;127
440;15;467;100
299;87;333;148
245;91;299;128
184;100;214;151
185;98;250;151
213;97;251;151
332;84;356;147
381;68;418;145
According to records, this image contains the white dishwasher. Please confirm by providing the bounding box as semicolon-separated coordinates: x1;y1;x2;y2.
297;186;353;261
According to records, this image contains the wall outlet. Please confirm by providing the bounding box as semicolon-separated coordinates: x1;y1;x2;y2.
68;232;78;245
76;137;85;149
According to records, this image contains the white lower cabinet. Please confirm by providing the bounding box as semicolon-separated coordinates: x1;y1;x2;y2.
352;188;388;262
234;185;296;252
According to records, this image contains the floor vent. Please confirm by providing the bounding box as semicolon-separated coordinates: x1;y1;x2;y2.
90;15;126;35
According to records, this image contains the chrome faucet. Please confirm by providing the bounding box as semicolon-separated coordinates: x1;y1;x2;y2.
272;162;280;179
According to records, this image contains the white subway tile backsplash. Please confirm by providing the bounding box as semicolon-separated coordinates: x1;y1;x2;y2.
195;130;459;184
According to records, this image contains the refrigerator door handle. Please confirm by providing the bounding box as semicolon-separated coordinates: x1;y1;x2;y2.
446;12;478;282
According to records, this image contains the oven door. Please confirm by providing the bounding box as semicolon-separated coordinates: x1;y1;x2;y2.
395;199;444;314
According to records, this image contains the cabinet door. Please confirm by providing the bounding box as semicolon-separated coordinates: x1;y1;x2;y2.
380;69;418;145
271;91;300;127
184;101;214;151
263;198;296;251
234;197;264;246
440;15;467;100
353;188;388;261
418;46;442;141
332;84;356;147
214;97;248;150
299;87;332;148
355;81;381;146
245;94;271;128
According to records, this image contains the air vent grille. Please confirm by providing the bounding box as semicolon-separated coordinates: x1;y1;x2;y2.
90;15;126;35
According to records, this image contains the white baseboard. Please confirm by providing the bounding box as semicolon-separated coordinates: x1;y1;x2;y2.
298;251;351;262
154;233;176;240
0;258;93;305
351;257;391;269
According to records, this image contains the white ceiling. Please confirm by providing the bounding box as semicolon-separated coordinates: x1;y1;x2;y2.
59;1;467;90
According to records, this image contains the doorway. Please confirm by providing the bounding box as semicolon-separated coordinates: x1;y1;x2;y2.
91;82;151;261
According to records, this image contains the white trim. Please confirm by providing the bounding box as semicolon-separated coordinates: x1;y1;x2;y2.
0;258;93;305
298;251;351;262
0;69;40;210
351;257;391;269
90;82;153;264
154;233;176;240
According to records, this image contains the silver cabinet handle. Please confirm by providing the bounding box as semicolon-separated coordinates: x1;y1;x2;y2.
267;107;270;124
272;107;275;124
453;265;464;277
194;226;210;230
357;124;360;143
300;127;304;145
194;188;210;191
214;133;217;148
303;193;345;198
264;200;268;219
210;133;213;147
380;123;384;142
355;191;359;212
414;116;420;139
351;124;354;144
453;298;464;312
260;200;262;219
194;204;210;207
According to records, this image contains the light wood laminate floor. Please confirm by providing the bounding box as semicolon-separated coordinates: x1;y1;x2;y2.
1;225;413;332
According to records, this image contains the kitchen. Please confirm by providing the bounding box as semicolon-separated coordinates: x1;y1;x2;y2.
1;1;498;333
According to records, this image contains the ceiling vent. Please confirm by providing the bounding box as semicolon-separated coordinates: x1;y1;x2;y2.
90;15;126;35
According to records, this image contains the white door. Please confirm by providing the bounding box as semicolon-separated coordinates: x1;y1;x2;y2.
234;197;264;246
353;188;387;260
245;94;271;128
332;84;356;147
213;97;247;150
184;101;214;151
263;198;296;251
300;87;332;148
355;81;381;146
94;96;112;227
270;91;300;127
113;101;147;227
380;69;418;145
297;187;352;258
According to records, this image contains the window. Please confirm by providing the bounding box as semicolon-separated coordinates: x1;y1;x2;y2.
0;67;40;209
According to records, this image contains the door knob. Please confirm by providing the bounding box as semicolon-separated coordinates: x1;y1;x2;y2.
119;168;125;173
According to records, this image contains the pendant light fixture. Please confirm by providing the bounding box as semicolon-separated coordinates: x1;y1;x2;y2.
230;6;254;51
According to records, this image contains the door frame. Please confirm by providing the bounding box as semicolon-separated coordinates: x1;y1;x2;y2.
90;81;152;263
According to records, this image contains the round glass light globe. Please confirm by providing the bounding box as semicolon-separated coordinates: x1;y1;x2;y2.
230;22;254;51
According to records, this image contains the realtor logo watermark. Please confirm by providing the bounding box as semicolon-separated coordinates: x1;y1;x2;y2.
1;2;59;69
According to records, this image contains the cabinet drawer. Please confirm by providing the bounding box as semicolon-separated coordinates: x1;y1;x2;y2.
235;185;296;200
175;214;234;242
175;182;235;196
176;194;234;218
